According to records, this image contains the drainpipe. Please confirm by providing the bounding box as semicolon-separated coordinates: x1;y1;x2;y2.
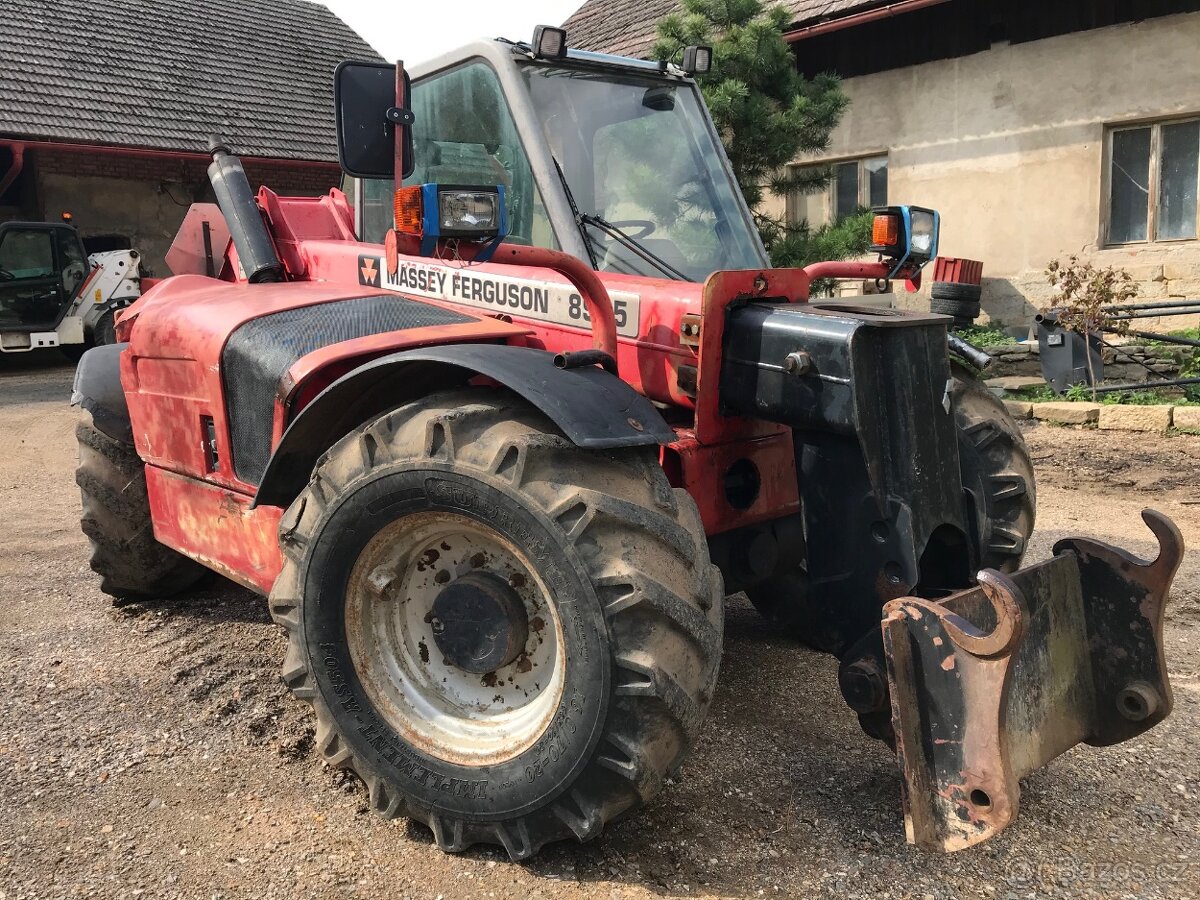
0;142;25;200
784;0;953;42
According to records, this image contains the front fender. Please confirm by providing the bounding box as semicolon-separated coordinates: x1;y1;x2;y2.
253;344;675;509
70;342;132;443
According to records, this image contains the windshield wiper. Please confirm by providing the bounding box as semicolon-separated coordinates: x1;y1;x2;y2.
551;156;600;270
578;214;690;282
550;155;688;282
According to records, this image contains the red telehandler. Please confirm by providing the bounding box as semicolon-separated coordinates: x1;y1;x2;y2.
72;30;1182;860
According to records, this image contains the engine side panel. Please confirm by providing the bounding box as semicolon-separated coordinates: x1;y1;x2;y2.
119;276;533;495
221;294;473;483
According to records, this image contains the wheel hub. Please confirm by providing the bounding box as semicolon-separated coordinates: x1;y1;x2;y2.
343;511;564;765
431;571;529;674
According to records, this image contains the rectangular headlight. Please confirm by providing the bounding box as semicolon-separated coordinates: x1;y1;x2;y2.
909;208;938;259
392;183;510;261
870;205;940;280
439;190;501;236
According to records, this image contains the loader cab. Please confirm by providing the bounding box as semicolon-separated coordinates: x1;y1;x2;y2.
0;221;89;330
345;36;768;282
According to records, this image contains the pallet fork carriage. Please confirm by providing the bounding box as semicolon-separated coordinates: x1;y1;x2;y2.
72;29;1183;859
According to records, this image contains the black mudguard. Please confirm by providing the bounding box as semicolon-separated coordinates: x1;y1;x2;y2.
253;344;675;509
70;343;132;444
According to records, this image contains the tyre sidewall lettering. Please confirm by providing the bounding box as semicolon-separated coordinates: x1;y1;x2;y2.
302;465;611;820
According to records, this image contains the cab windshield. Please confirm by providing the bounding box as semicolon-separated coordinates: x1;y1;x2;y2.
522;65;765;282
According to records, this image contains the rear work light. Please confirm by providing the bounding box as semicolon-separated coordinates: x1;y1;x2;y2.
870;205;940;280
392;183;509;261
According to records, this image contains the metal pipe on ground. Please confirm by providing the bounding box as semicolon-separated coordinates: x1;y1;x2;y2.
1123;330;1200;349
1106;299;1200;312
1089;376;1200;394
947;334;993;370
1108;308;1200;321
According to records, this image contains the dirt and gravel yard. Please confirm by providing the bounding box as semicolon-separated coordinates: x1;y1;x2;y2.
1;353;1198;900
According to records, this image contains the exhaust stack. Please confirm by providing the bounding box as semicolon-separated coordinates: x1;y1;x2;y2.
206;137;284;283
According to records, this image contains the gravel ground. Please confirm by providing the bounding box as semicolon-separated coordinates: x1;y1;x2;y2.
0;354;1197;900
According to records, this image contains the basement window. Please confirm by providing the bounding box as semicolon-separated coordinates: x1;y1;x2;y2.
1107;119;1200;244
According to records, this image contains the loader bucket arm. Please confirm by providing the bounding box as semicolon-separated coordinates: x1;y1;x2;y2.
883;509;1183;851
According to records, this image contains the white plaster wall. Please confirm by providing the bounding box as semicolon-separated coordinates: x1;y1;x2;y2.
780;11;1200;325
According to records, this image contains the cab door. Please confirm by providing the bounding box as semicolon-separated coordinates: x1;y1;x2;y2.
0;223;83;329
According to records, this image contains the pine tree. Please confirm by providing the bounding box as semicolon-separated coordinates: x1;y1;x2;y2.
653;0;873;269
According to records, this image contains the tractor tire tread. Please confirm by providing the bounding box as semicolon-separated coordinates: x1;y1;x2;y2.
268;388;723;860
949;360;1036;570
75;417;206;600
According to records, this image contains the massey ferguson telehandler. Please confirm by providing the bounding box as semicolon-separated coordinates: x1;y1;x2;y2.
72;29;1183;860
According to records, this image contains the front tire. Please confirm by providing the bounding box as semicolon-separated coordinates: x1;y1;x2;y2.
269;389;723;859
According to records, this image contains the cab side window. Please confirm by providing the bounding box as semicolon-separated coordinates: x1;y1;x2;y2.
406;62;557;249
0;229;54;279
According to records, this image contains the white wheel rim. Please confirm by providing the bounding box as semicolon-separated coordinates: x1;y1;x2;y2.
344;511;565;766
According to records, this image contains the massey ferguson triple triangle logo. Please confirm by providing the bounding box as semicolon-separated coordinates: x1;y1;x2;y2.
358;255;381;287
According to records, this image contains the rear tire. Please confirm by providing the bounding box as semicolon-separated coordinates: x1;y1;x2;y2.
747;362;1035;648
269;389;723;859
76;416;207;600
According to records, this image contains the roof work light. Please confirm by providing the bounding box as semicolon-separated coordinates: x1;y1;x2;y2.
392;183;509;262
681;45;713;75
532;25;568;60
870;205;940;279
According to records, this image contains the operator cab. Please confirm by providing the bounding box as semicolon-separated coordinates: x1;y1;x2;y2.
0;220;89;331
347;31;768;283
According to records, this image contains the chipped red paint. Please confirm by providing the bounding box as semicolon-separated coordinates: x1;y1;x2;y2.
146;466;283;594
122;276;544;594
694;268;811;445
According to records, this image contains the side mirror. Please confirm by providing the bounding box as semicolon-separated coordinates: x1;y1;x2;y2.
642;86;676;111
334;60;415;180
